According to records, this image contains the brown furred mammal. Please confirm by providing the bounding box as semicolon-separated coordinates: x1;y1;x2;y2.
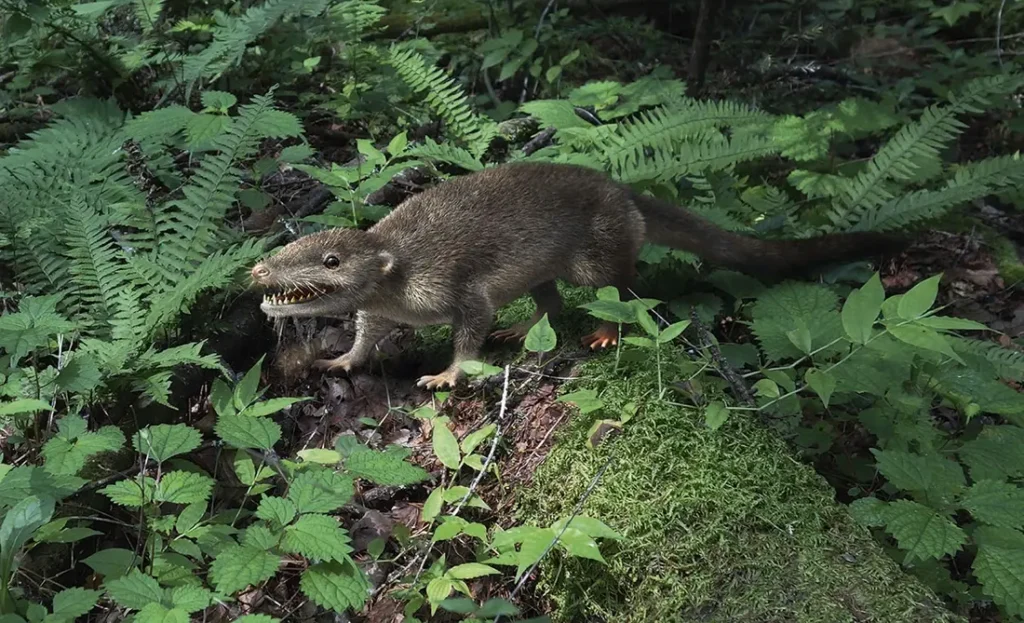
250;162;903;389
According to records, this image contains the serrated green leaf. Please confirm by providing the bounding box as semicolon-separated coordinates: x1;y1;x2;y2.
175;502;206;535
752;282;845;362
185;113;230;148
50;587;101;620
133;425;202;463
786;320;813;355
959;426;1024;481
0;399;52;417
849;497;886;527
557;527;605;562
287;469;354;514
897;274;941;319
282;514;353;563
841;273;884;344
432;417;461;470
879;499;966;563
549;516;622;540
101;477;157;507
255;496;297;527
215;413;281;450
168;585;213;613
105;569;163;609
658;320;690;343
960;481;1024;529
300;560;370;612
972;526;1024;616
704;401;729;431
242;524;279;550
343;446;430;486
241;397;307;418
156;471;213;505
201;90;237;110
524;313;557;353
208;544;280;594
134;603;190;623
872;449;965;498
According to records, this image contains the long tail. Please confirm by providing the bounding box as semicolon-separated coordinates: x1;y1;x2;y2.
632;193;907;280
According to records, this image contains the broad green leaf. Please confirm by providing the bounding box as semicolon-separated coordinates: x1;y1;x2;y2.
704;402;729;431
242;525;280;550
635;308;659;338
42;420;125;476
959;426;1024;482
786;320;813;355
549;516;622;540
915;316;990;332
804;368;836;408
841;273;884;344
208;544;280;594
458;360;503;377
242;397;308;417
300;561;370;612
134;603;190;623
37;526;101;544
281;514;353;563
156;472;214;505
215;413;281;450
897;274;941;319
972;526;1024;616
82;548;137;579
460;424;496;456
343;446;430;486
432;516;466;542
447;563;499;579
753;378;780;398
871;449;965;498
0;399;51;417
888;324;964;364
168;585;213;613
297;449;341;465
557;389;603;414
432;417;461;470
524;313;557;353
579;300;633;324
185;113;229;148
255;497;297;528
878;499;966;563
287;469;354;514
387;131;408;156
421;487;444;524
959;481;1024;529
233;358;265;410
848;497;886;527
0;495;54;578
200;90;237;111
175;502;206;535
557;527;605;563
426;577;454;606
658;320;690;343
751;282;845;361
50;587;101;620
105;569;163;609
515;527;556;580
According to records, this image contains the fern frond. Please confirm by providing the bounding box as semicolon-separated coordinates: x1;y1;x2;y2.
852;153;1024;231
110;286;149;347
151;93;300;277
597;99;772;176
400;138;485;172
134;0;166;31
612;130;777;184
388;45;497;154
181;0;331;92
145;238;266;336
61;197;132;337
830;74;1024;230
328;0;386;39
951;337;1024;381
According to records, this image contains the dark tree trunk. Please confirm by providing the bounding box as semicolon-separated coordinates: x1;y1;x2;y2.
686;0;723;97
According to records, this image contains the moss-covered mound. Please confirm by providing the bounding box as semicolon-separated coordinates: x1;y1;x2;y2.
515;353;962;623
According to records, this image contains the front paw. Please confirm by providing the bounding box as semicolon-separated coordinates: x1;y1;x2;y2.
416;368;461;390
313;353;357;374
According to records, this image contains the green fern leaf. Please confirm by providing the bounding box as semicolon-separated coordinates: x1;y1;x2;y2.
388;45;497;155
750;281;846;362
400;138;484;172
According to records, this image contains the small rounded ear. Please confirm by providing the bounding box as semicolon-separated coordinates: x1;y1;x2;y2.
378;251;396;274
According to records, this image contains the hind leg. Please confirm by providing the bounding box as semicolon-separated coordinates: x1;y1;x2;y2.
491;281;563;342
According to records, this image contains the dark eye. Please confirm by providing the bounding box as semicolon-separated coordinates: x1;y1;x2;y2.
323;255;341;269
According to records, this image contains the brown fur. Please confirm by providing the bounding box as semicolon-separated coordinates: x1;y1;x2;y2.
251;162;904;388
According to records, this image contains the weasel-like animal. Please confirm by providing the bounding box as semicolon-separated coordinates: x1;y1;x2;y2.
251;162;902;389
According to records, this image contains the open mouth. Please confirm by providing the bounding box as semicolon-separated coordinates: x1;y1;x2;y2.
262;285;335;306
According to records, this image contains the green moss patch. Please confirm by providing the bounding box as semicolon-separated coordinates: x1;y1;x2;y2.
515;352;962;623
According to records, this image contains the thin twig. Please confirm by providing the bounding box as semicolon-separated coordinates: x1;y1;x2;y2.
996;0;1009;66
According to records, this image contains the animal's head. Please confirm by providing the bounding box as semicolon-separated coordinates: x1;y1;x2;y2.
250;229;396;318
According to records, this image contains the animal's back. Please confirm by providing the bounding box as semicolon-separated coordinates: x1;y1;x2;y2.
370;163;643;305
